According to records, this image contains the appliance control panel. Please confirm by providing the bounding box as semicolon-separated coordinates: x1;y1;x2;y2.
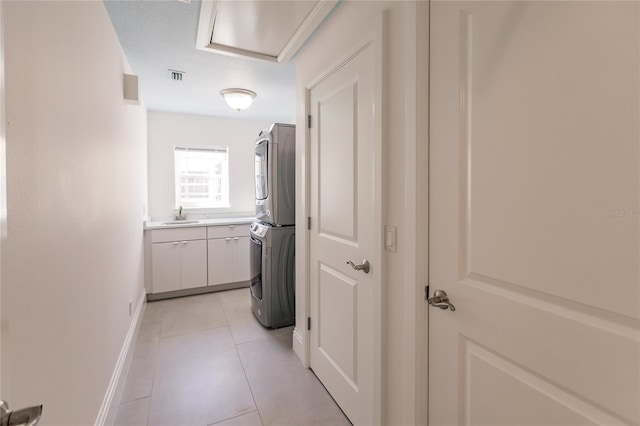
250;221;269;238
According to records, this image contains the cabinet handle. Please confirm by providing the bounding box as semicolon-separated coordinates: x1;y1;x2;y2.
226;238;231;242
172;242;180;246
230;225;235;229
181;241;189;245
233;237;239;241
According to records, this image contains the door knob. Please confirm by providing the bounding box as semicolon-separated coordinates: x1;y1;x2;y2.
0;400;43;426
427;289;456;311
347;259;370;274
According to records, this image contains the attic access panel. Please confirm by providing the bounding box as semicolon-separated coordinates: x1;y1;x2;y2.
196;0;340;63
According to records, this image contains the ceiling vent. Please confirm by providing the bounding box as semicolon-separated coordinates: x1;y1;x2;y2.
169;70;185;81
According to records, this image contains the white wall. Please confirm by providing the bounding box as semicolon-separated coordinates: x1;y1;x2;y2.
147;111;271;220
2;2;147;425
295;2;423;424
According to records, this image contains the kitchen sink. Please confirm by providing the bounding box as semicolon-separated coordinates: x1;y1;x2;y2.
161;220;200;225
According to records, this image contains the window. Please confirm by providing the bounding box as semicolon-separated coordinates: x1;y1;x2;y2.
174;146;229;208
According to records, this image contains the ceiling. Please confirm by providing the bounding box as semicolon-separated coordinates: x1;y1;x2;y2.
104;0;303;123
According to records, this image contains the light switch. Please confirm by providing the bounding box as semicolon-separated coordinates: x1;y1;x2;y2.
385;225;397;252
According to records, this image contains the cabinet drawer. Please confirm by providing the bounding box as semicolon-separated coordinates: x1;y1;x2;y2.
207;224;250;239
151;227;207;243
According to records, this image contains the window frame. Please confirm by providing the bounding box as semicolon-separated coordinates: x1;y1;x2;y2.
173;145;231;209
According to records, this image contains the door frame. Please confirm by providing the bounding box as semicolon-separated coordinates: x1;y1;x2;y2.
297;12;385;425
0;0;6;392
415;1;430;425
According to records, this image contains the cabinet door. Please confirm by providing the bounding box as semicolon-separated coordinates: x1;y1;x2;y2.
232;236;250;282
152;242;181;293
180;239;207;290
208;238;233;286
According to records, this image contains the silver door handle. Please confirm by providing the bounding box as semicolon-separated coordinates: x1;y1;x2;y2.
427;289;456;311
0;400;43;426
347;259;370;274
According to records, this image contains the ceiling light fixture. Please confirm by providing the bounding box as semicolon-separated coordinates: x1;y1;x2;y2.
220;88;256;112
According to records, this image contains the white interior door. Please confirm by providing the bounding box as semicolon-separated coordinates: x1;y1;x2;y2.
308;28;381;425
0;0;5;391
429;2;639;425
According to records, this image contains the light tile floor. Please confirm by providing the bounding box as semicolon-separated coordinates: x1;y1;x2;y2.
114;288;350;426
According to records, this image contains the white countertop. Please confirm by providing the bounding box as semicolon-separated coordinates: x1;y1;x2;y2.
144;217;256;230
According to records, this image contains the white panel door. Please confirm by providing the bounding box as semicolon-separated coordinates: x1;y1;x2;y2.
309;35;378;425
179;239;207;290
232;236;250;282
151;242;181;293
208;238;233;286
429;2;639;425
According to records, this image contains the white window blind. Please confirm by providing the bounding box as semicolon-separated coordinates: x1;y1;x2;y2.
174;146;230;208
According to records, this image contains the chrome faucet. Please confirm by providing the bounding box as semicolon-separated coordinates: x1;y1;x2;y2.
174;205;187;221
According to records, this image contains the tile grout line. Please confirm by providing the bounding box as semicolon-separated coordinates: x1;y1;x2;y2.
221;292;265;426
156;295;230;341
159;321;230;340
118;395;151;405
205;410;261;426
232;339;265;426
145;309;164;426
126;290;256;426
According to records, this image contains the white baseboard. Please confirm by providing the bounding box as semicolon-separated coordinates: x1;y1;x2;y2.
292;327;307;367
94;288;146;426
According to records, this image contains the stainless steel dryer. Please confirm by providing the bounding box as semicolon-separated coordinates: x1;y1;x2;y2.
254;123;295;226
249;221;295;328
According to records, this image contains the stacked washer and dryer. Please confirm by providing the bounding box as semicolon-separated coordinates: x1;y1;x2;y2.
250;124;296;328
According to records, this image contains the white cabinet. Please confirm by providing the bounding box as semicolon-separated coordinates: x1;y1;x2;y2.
147;223;251;297
207;224;250;239
151;228;207;293
232;237;250;282
151;242;181;293
179;240;207;289
207;238;233;285
207;225;250;287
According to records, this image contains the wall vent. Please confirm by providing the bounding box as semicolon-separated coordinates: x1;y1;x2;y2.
168;69;185;81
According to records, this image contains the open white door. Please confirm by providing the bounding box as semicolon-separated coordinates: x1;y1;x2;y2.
307;16;383;426
0;0;5;394
429;1;639;425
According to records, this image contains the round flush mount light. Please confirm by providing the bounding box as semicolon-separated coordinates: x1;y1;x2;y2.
220;88;257;111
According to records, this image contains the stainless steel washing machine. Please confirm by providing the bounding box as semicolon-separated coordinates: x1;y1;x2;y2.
249;221;295;328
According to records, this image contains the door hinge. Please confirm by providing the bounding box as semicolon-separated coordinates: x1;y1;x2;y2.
307;317;311;331
307;115;312;129
425;285;430;300
307;217;311;230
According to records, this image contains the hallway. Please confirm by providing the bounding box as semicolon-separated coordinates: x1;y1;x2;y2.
114;289;350;426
